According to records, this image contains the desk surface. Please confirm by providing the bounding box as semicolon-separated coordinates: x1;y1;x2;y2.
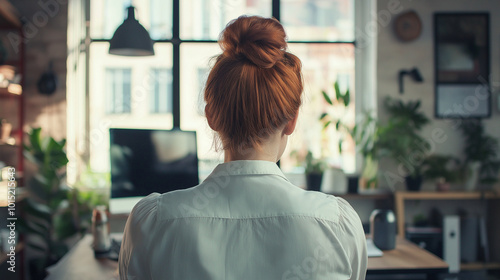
367;237;448;275
46;235;448;279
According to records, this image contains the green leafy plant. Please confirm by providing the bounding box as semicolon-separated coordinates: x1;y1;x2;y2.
304;150;326;174
321;82;381;189
351;112;380;189
421;155;461;183
20;128;97;278
375;97;430;178
320;80;351;153
459;119;499;184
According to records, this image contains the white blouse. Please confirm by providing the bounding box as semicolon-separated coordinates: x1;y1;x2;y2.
119;160;367;280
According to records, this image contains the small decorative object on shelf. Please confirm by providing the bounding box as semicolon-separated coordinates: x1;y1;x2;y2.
321;166;347;194
421;155;460;192
0;119;12;141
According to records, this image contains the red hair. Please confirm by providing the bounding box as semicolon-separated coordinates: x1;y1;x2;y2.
204;16;303;153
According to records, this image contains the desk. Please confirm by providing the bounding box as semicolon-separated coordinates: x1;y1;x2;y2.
46;235;448;280
367;237;448;279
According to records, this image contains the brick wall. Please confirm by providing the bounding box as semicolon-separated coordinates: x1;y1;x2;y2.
13;0;68;140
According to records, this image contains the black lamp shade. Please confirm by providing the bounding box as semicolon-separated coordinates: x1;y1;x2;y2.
109;7;154;56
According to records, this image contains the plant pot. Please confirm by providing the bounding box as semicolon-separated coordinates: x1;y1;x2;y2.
464;161;481;191
306;173;323;192
405;175;423;191
347;175;360;193
436;177;450;192
436;182;450;192
321;167;347;194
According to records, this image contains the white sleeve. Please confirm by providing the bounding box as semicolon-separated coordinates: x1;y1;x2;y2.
119;193;160;280
336;197;368;280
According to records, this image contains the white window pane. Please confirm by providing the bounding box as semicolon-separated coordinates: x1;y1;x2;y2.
280;43;356;173
106;68;132;114
281;0;354;41
89;42;173;172
150;69;172;114
149;0;173;39
180;43;222;178
180;0;272;40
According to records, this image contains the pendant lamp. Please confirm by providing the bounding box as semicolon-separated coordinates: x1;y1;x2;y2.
109;6;154;56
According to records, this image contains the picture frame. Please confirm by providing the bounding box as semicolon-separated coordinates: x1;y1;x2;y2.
434;13;491;118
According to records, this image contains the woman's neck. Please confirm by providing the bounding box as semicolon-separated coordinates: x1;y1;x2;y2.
224;149;277;163
224;132;286;163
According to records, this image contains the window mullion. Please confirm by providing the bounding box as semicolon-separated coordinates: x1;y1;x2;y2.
272;0;280;21
172;0;180;128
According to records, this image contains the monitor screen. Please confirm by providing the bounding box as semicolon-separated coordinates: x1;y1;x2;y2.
109;128;199;213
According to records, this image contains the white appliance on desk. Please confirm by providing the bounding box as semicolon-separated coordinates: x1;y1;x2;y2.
444;215;460;273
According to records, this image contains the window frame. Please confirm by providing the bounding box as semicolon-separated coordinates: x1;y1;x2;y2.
67;0;376;185
90;0;358;128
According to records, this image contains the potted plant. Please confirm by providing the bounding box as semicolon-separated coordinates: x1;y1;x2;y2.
20;128;96;279
350;112;380;191
421;155;460;192
321;81;381;192
320;80;351;155
374;97;430;191
304;150;326;191
459;119;499;191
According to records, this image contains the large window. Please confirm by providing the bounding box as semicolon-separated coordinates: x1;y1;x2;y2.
85;0;355;178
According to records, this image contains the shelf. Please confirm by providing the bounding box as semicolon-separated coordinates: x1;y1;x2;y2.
337;193;393;200
395;191;500;200
0;242;24;264
395;191;500;237
461;262;500;270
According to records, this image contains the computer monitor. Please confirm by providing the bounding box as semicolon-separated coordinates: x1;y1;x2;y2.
109;128;199;214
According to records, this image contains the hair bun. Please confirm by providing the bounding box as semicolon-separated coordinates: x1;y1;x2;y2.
220;16;287;68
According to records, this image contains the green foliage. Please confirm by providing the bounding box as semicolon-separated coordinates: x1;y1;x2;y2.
351;111;379;159
374;97;430;177
459;119;499;184
20;128;97;278
421;155;461;183
322;81;381;187
304;151;326;174
320;80;351;154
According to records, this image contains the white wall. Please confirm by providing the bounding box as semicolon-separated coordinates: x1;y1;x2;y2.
377;0;500;191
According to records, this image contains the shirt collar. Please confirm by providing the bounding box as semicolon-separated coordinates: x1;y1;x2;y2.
207;160;289;182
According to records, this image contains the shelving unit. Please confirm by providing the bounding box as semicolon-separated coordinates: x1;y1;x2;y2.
0;2;24;178
394;190;500;272
461;262;500;270
395;191;500;236
0;4;25;279
337;192;393;200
